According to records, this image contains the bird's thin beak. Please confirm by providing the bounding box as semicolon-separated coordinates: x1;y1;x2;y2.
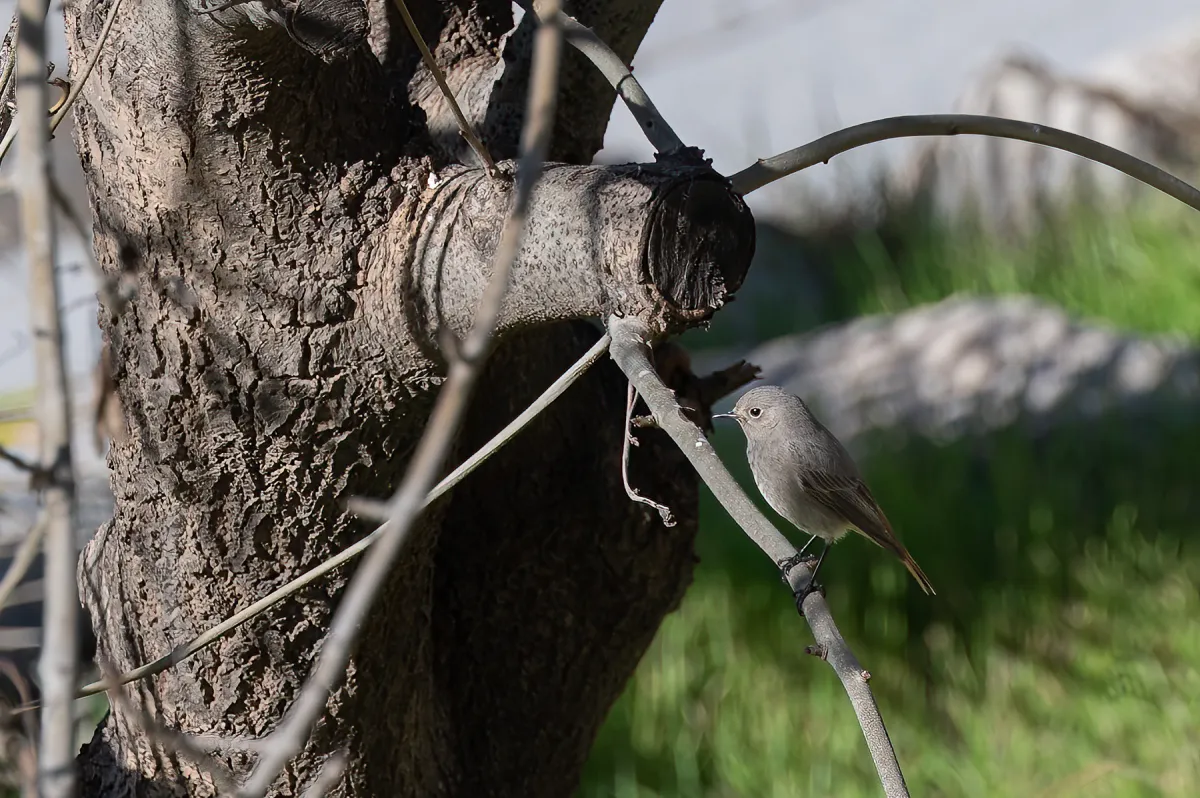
711;412;736;421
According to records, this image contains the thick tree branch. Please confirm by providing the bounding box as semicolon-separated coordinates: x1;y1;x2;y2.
237;5;565;795
607;315;910;798
729;114;1200;212
16;0;79;795
404;159;755;343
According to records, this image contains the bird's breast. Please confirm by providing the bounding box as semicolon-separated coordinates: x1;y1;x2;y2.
748;459;846;539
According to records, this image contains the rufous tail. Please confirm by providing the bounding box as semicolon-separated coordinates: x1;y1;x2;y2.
898;549;935;595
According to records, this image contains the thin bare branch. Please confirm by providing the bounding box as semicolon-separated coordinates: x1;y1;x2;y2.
16;0;79;794
729;114;1200;213
0;518;47;612
235;6;564;795
349;330;610;522
393;0;497;176
516;1;684;154
607;315;909;798
50;0;121;136
620;382;675;526
0;0;123;164
0;444;38;474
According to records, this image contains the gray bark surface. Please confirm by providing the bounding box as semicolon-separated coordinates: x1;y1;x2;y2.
64;1;753;795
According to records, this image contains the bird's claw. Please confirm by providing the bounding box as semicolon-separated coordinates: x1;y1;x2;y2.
778;552;818;579
793;579;825;616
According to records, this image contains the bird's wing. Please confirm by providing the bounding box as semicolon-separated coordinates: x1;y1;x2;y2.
800;470;936;595
799;471;896;548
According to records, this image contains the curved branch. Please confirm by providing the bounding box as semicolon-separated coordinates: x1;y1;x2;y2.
608;315;910;798
543;4;684;155
729;114;1200;213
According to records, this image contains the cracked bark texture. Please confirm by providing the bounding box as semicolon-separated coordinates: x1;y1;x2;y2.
64;0;754;795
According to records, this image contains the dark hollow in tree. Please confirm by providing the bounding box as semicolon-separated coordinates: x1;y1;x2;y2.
63;0;755;795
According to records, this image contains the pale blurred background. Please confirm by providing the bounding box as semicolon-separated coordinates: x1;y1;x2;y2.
3;2;1200;795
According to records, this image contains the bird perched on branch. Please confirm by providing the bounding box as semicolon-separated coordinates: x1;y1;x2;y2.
714;385;934;599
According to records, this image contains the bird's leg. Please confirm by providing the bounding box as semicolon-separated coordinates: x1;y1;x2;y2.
776;535;819;576
793;539;830;615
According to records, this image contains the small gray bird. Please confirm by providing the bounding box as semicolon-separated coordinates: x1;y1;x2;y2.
714;385;934;596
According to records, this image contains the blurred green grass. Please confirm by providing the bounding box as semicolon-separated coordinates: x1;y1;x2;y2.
582;199;1200;796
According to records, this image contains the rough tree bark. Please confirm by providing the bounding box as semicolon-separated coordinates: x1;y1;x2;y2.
65;0;754;795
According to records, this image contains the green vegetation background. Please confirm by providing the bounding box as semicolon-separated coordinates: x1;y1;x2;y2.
580;198;1200;797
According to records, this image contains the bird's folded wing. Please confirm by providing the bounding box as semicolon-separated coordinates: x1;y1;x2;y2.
800;470;895;547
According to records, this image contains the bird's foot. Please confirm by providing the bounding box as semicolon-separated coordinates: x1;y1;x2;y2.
793;579;826;616
777;552;819;579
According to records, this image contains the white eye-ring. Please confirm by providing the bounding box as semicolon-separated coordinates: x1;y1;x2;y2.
747;407;762;418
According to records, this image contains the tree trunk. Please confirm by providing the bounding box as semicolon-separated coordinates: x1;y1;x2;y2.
65;1;754;795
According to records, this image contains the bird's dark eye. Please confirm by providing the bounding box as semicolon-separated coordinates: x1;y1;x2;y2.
748;407;762;418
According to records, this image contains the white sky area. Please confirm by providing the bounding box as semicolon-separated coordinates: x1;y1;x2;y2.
0;0;1197;402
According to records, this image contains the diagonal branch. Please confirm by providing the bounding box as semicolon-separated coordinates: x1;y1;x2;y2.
0;443;38;474
393;0;497;176
234;5;564;795
607;315;910;798
729;113;1200;212
0;517;47;612
516;1;684;155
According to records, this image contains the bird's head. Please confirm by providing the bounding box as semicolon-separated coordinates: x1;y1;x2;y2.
712;385;812;434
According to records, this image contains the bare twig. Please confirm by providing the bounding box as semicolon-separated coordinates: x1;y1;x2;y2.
235;5;564;795
516;1;684;155
620;382;675;526
0;0;123;164
349;330;611;522
0;445;37;474
16;0;79;795
0;519;47;613
729;114;1200;213
50;0;121;136
607;315;909;798
393;0;498;176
